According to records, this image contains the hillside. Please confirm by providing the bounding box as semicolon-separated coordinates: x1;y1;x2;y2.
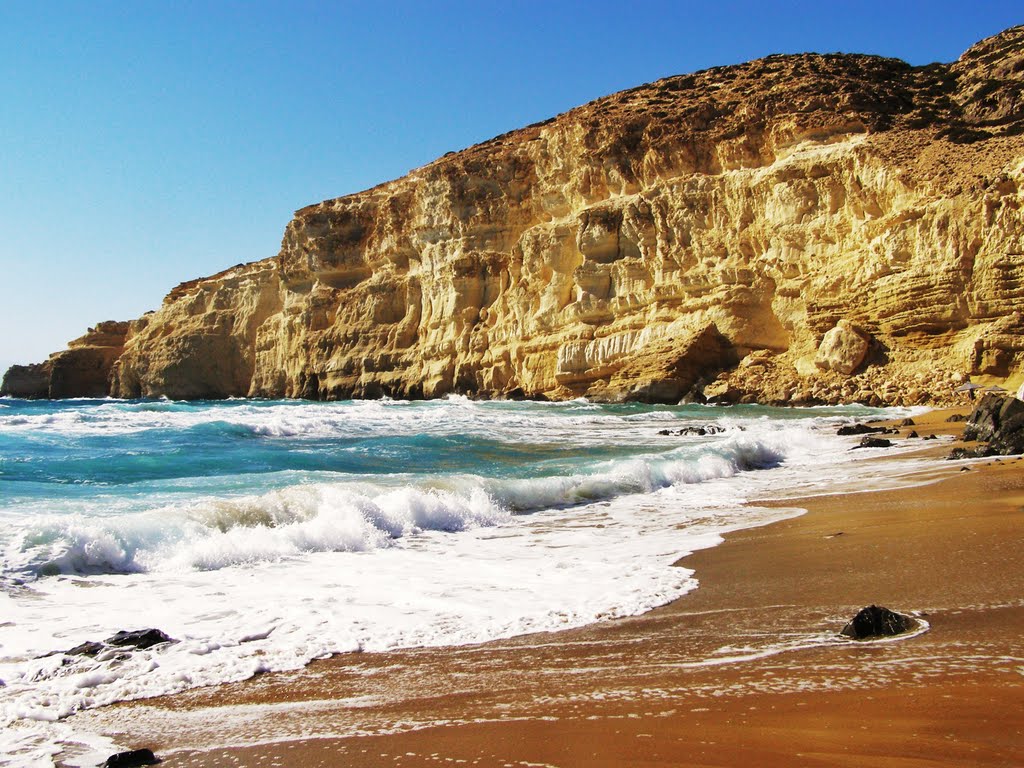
6;27;1024;405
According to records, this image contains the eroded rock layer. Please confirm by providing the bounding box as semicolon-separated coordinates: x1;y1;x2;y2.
8;28;1024;404
2;322;129;399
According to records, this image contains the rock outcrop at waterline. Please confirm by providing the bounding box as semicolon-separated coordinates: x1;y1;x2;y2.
5;28;1024;404
3;321;129;399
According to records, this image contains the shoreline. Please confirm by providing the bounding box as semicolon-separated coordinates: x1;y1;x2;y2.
73;405;1024;767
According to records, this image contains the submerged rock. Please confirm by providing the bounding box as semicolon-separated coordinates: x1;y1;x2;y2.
841;605;917;639
65;641;106;658
106;629;175;650
658;425;727;436
64;629;175;658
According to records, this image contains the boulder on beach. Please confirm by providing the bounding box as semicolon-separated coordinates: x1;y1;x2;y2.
814;320;871;376
960;394;1024;455
852;436;892;449
841;605;917;639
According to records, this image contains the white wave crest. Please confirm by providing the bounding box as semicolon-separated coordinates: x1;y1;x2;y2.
2;485;510;578
484;434;783;512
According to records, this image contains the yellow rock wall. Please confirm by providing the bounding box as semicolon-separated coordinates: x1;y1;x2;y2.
103;28;1024;404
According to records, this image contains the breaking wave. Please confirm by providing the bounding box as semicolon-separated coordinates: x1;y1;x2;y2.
3;432;788;579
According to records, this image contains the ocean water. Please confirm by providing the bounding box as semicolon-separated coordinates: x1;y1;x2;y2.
0;396;925;765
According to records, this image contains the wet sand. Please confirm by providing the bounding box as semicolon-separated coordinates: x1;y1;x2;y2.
79;408;1024;767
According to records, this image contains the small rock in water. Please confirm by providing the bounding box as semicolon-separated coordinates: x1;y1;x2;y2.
104;748;159;768
106;629;175;650
657;424;728;436
60;629;175;658
840;605;916;640
65;641;106;657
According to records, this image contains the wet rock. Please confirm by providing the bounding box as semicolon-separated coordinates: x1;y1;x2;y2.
0;362;51;398
836;423;887;436
852;436;892;449
907;430;919;438
840;605;916;639
948;446;989;459
106;629;175;650
104;748;159;767
65;641;106;657
900;418;916;426
658;425;727;436
63;629;175;659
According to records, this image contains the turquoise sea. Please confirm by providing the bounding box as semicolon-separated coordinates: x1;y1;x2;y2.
0;396;921;765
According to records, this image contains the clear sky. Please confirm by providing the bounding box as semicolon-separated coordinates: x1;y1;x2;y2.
1;1;1020;372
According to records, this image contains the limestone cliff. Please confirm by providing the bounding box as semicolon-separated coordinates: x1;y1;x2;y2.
2;322;129;399
9;28;1024;405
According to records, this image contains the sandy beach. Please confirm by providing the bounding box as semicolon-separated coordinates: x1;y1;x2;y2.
76;407;1024;767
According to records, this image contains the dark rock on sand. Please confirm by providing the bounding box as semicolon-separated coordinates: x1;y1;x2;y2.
907;430;919;438
945;413;968;423
853;436;892;449
948;446;989;460
104;748;159;767
841;605;917;639
900;418;916;426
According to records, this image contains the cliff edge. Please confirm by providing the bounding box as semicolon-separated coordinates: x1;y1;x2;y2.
6;27;1024;405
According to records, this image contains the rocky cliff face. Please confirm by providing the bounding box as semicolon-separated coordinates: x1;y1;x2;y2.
8;28;1024;404
2;321;129;399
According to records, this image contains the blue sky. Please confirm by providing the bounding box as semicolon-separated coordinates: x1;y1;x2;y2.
1;1;1020;372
